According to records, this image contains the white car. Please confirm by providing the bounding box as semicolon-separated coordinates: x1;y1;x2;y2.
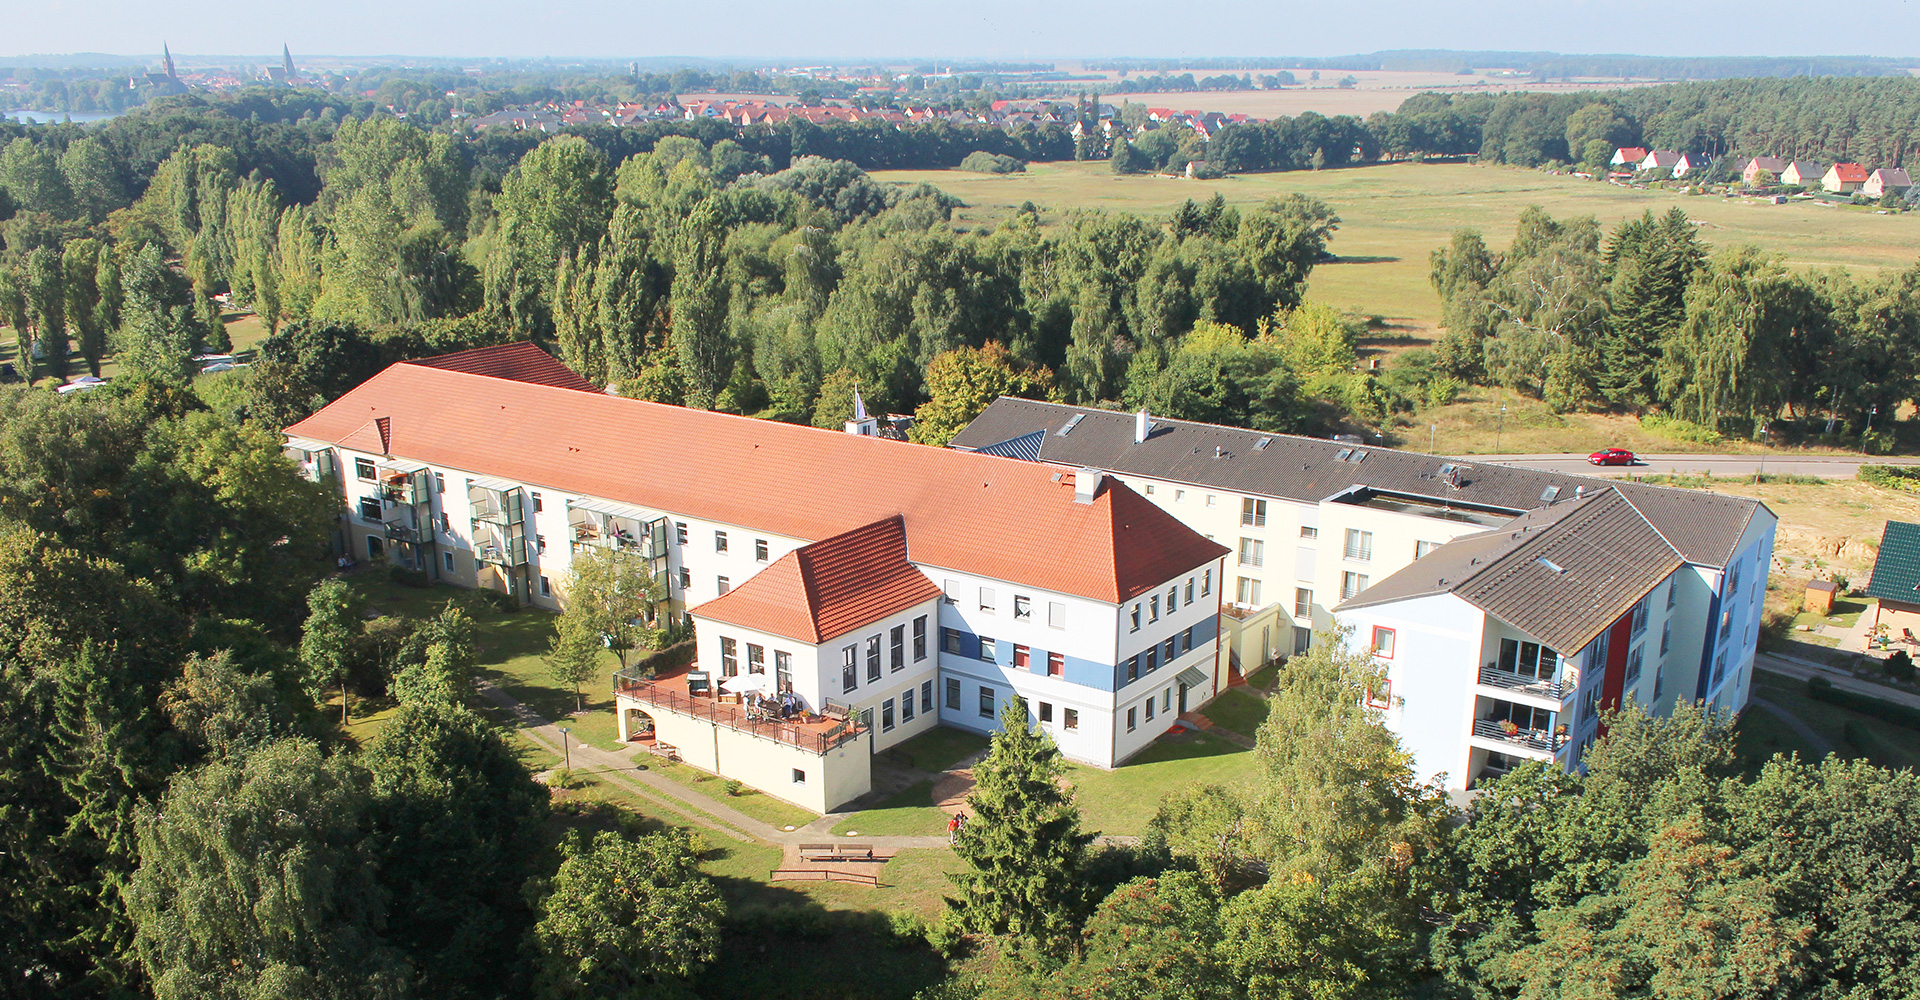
56;376;108;394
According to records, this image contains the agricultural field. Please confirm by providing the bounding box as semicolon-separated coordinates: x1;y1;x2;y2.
875;160;1920;337
1086;68;1661;120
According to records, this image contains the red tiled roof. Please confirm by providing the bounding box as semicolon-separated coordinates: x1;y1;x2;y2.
1830;162;1869;182
406;342;597;393
286;364;1228;603
693;515;943;642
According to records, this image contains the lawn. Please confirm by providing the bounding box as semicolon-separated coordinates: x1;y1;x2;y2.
873;160;1920;338
641;755;822;829
832;781;951;837
883;727;991;773
1066;730;1260;836
1200;688;1270;738
1749;668;1920;770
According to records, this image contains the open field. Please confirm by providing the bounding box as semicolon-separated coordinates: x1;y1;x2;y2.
1094;70;1663;120
875;161;1920;336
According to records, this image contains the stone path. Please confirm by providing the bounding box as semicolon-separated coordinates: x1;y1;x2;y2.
1748;695;1837;757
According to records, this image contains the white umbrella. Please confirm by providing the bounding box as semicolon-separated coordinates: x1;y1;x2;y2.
720;672;772;694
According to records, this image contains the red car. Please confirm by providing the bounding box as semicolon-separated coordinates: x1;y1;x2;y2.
1588;448;1637;466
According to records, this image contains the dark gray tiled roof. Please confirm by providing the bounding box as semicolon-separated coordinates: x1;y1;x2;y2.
950;398;1763;568
1341;491;1685;655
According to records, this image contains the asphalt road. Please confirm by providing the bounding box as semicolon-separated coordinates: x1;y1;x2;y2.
1463;453;1920;480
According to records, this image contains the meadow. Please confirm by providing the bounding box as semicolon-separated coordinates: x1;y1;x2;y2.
874;160;1920;336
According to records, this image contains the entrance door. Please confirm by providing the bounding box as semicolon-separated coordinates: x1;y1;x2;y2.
1178;683;1189;714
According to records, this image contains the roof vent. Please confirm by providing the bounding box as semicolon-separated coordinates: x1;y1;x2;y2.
1536;557;1566;574
1541;485;1561;502
1058;413;1085;437
1073;468;1102;504
1134;409;1153;444
1255;437;1271;451
1214;445;1225;459
1351;449;1369;463
1575;485;1586;497
1334;448;1353;461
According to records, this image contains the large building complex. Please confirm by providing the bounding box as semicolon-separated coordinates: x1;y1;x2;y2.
950;399;1775;789
283;345;1228;812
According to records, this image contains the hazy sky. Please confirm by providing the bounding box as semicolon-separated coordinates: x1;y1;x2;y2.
8;0;1918;62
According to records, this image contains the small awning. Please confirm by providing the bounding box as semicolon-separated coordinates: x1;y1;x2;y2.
568;495;654;520
376;458;427;473
284;436;331;453
467;475;520;492
1176;666;1210;689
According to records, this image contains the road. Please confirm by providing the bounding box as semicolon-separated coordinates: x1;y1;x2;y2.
1464;453;1920;480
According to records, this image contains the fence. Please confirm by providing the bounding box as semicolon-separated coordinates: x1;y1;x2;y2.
615;679;863;755
770;869;880;886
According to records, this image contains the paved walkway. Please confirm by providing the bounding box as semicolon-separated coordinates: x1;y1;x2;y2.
1748;696;1837;756
478;680;952;851
1755;653;1920;711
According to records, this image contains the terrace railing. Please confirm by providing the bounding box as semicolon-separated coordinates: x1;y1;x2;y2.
616;679;863;756
1477;666;1566;702
1471;719;1568;755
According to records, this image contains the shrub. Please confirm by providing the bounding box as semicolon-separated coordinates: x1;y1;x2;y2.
957;151;1025;174
1807;675;1920;729
1858;464;1920;493
723;779;743;797
1641;411;1723;445
1888;650;1915;683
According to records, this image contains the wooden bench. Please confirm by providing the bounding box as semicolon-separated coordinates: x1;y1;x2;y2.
797;843;878;863
645;741;679;762
798;843;837;862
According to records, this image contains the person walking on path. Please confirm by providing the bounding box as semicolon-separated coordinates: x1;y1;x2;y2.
947;812;961;844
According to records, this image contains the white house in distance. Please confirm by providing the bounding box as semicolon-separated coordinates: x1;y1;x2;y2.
1781;160;1824;187
284;345;1229;812
1672;153;1708;178
949;399;1775;790
1638;150;1684;174
1863;168;1913;199
1610;147;1648;168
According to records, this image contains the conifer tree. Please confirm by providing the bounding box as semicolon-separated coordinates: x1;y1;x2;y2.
947;698;1096;963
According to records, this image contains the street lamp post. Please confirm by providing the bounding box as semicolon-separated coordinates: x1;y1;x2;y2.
1496;405;1508;453
558;726;572;771
1866;405;1879;439
1429;423;1437;454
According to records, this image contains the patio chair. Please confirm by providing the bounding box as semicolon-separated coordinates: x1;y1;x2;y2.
686;672;711;697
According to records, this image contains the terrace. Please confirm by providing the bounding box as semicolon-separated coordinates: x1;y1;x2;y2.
615;665;866;756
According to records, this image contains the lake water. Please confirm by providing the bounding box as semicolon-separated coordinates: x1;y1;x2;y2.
5;109;125;124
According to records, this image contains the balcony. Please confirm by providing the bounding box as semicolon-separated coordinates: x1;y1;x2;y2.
473;524;527;567
1477;665;1565;702
569;509;668;561
1471;718;1569;755
615;666;864;756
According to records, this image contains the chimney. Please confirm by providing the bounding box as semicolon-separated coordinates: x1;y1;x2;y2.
1073;468;1102;504
1133;409;1152;444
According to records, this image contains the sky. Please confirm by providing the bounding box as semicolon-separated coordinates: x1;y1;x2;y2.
6;0;1918;62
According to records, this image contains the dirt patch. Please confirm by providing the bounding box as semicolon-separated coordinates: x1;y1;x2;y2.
929;769;974;815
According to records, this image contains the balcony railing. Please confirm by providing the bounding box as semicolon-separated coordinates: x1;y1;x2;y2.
1472;719;1568;754
616;679;864;755
1477;666;1565;701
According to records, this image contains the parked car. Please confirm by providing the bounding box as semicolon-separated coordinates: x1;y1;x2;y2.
1588;448;1637;466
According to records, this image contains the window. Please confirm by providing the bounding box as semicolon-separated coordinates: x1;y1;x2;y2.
1370;626;1396;658
1168;586;1179;611
1726;561;1742;596
1719;611;1733;641
1294;588;1313;618
1366;678;1392;710
978;687;994;719
1340;572;1370;600
1039;701;1053;723
716;575;730;595
721;638;739;676
1415;540;1440;559
1184;579;1195;605
358;497;382;520
1667;580;1679;609
1145;697;1155;721
1048;601;1066;629
678;567;691;590
1144;484;1154;495
1202;570;1212;596
355;457;376;481
1130;605;1142;632
1164;636;1178;663
714;530;728;553
1182;627;1194;653
775;650;791;681
1300;525;1318;539
443;551;454;572
537;534;547;555
1206;494;1217;508
1144;646;1158;673
1127;707;1137;732
1660;620;1672;655
755;538;768;562
891;625;905;671
1241;497;1268;527
1063;708;1079;730
943;579;958;605
1344;529;1373;561
540;575;552;597
433;472;445;494
943;627;962;654
675;522;688;544
946;677;960;709
1015;595;1032;620
1653;665;1665;699
979;637;997;663
1630;597;1650;637
882;699;895;732
792;768;807;785
1238;537;1264;567
1126;656;1138;683
1624;645;1644;686
1497;639;1561;679
867;635;882;681
842;647;858;692
1048;651;1065;677
438;512;450;533
1013;644;1030;668
923;681;935;714
903;689;915;721
1150;596;1160;622
914;616;928;660
979;587;996;613
1712;650;1727;686
748;644;765;673
1176;489;1186;502
1237;577;1263;606
531;492;543;513
1165;689;1174;712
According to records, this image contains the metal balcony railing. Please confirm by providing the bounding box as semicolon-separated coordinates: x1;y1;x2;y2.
1477;666;1566;701
615;679;863;755
1472;719;1568;754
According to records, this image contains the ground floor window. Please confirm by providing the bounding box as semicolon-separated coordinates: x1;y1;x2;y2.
978;686;994;719
1127;707;1137;732
443;551;454;572
367;535;384;559
946;677;960;710
1063;708;1079;730
902;689;915;721
923;681;935;715
1146;698;1156;721
882;699;895;732
1039;701;1053;723
540;575;552;597
792;768;806;785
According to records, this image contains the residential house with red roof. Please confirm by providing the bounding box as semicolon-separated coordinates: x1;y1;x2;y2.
285;345;1230;810
1824;162;1869;193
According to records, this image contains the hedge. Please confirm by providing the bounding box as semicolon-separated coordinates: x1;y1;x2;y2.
1807;675;1920;729
1841;719;1911;768
1857;464;1920;493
